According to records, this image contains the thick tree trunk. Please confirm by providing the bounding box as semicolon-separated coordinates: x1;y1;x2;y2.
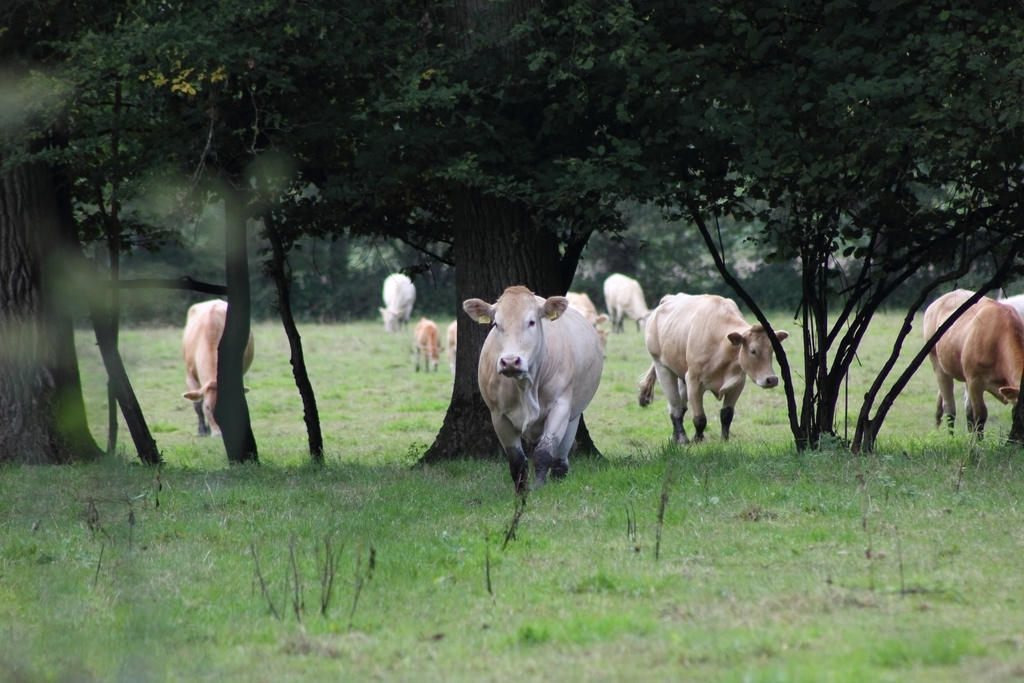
216;188;258;463
0;159;101;463
265;216;324;464
420;190;563;462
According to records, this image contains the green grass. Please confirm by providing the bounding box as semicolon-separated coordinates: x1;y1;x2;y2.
2;312;1024;680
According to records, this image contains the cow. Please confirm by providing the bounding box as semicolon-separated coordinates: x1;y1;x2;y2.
638;293;787;443
603;273;649;333
181;299;255;437
997;293;1024;323
922;289;1024;435
380;273;416;333
566;291;610;350
463;286;604;493
446;320;458;375
413;317;441;372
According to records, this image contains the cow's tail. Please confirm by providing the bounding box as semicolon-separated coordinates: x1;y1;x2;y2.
638;364;657;407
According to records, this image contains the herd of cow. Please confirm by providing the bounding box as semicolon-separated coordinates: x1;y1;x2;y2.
180;272;1024;493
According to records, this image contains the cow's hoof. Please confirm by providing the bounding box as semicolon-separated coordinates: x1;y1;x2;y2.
550;460;568;479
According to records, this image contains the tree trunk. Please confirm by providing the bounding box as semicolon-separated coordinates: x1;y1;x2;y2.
420;190;564;462
89;300;162;464
0;158;101;463
265;216;324;464
216;187;258;463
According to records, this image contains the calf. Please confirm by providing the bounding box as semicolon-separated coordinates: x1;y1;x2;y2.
182;300;254;436
923;289;1024;435
639;294;787;442
413;317;441;372
464;286;604;492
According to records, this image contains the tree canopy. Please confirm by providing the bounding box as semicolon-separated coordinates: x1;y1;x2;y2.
3;0;1023;460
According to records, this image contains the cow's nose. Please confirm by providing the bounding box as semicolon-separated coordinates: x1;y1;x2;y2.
763;375;778;388
499;355;523;373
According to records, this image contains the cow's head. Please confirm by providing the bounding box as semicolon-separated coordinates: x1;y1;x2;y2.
183;380;249;436
463;286;568;380
728;325;788;388
380;307;400;333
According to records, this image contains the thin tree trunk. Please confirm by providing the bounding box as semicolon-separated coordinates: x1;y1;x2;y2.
265;216;324;464
216;187;258;463
0;158;101;463
89;300;162;464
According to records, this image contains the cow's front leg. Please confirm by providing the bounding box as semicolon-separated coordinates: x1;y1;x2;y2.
720;385;743;440
534;400;572;487
965;382;987;438
503;443;529;494
193;401;211;436
493;413;529;493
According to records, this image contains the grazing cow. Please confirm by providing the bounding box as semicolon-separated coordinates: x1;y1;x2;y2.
182;300;255;437
380;273;416;332
446;320;458;375
638;294;787;443
463;286;604;492
922;289;1024;435
603;273;649;333
566;291;610;350
413;317;441;372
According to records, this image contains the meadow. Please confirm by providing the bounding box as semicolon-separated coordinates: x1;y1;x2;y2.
2;310;1024;681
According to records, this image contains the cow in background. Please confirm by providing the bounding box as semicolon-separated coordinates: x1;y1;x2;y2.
566;291;610;351
380;273;416;332
603;273;649;333
464;286;604;493
446;320;458;375
413;317;441;372
639;293;787;443
182;300;255;436
923;289;1024;435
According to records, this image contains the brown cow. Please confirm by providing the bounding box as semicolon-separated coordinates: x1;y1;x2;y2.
639;294;787;443
923;289;1024;435
413;317;441;372
182;300;254;436
446;320;458;375
464;286;604;492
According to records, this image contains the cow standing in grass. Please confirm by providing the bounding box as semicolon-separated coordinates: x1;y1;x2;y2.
380;273;416;333
603;273;649;333
639;293;787;443
413;317;441;372
464;286;604;493
182;300;254;436
923;289;1024;436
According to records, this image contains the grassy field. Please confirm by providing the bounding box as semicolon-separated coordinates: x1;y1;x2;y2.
3;310;1024;680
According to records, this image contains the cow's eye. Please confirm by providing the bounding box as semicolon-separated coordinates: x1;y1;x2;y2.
750;348;758;356
528;319;536;327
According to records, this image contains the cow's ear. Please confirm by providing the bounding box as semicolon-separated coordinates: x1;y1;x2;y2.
727;331;744;346
1000;386;1019;402
775;330;789;342
463;298;494;325
543;296;569;321
182;390;203;402
595;314;609;325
